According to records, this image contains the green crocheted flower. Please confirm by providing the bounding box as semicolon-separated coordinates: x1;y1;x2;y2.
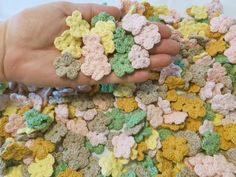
125;109;146;128
215;54;229;64
23;109;53;130
105;108;125;130
110;53;134;77
140;156;158;177
201;131;220;155
134;123;152;143
114;28;134;53
121;170;136;177
157;128;172;141
53;162;68;177
85;140;105;155
91;12;115;26
100;84;116;93
203;103;215;121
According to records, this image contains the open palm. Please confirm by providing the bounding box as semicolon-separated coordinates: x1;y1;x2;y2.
3;2;179;87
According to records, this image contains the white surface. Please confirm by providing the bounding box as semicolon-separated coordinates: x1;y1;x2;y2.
0;0;235;20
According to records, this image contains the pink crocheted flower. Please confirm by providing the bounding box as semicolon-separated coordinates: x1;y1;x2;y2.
186;153;236;177
159;15;175;24
147;104;163;128
4;114;25;136
210;93;236;115
28;93;43;112
207;62;227;83
76;108;97;121
224;45;236;64
157;97;171;114
195;55;215;66
81;55;111;81
135;96;147;111
86;131;108;146
122;13;147;35
112;133;135;158
82;34;104;57
10;93;31;107
224;25;236;44
199;81;216;100
210;15;235;33
66;118;88;136
164;111;188;124
159;63;182;84
55;104;69;124
128;45;150;69
199;120;213;135
134;24;161;50
207;0;223;19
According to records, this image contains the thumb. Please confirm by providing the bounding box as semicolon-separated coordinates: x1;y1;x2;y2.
60;2;121;21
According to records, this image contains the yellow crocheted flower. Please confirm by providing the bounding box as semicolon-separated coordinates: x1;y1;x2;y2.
28;154;55;177
90;21;116;54
17;106;30;115
205;39;227;56
1;138;31;161
188;84;201;93
213;113;223;126
30;138;55;160
143;2;154;18
162;136;189;162
189;6;208;20
3;105;18;116
166;89;178;102
57;168;83;177
99;152;129;177
182;97;205;119
179;20;198;38
153;5;170;16
215;126;235;150
116;97;138;113
155;150;173;173
66;10;90;38
171;95;187;111
54;30;82;58
165;76;184;89
4;165;23;177
144;129;159;150
130;144;138;160
0;117;11;138
185;117;202;132
137;142;147;161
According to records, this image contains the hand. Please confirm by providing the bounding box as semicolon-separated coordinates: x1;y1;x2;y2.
2;2;179;87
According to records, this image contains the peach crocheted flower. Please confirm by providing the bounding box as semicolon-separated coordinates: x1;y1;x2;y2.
4;114;25;136
147;104;163;128
210;15;235;33
66;118;88;136
55;104;69;124
164;111;188;124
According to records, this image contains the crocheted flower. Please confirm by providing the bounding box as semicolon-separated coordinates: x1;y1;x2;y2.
66;10;90;38
76;108;97;121
146;104;163;128
86;131;107;146
210;93;236;115
82;34;104;57
55;104;69;124
128;45;150;69
54;30;82;58
122;13;147;35
105;108;125;130
182;97;205;119
1;138;32;161
164;111;188;124
189;6;208;20
66;119;88;136
113;83;136;97
116;97;138;113
29;138;55;160
23;108;53;130
81;54;111;81
201;131;220;155
114;28;134;54
164;76;184;89
28;154;55;177
110;53;134;77
53;53;81;80
224;45;236;64
44;123;68;144
134;24;161;50
162;136;189;162
112;133;135;158
210;15;235;33
4;114;25;136
125;109;147;128
91;12;115;26
205;39;226;56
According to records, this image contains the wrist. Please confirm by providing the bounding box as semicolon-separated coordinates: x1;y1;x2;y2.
0;21;7;82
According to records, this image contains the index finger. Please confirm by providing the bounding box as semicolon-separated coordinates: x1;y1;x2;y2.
156;23;172;39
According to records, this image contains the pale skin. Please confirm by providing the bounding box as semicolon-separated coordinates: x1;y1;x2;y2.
0;2;180;87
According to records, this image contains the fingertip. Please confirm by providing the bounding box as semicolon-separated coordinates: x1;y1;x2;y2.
157;23;172;39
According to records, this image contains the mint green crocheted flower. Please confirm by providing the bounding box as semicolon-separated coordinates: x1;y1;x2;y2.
105;108;125;130
24;109;53;130
91;12;115;26
125;109;146;128
201;131;220;155
110;53;134;77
